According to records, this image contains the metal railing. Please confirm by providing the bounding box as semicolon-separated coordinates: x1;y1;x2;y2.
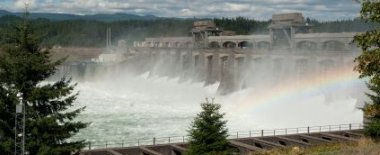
84;123;363;150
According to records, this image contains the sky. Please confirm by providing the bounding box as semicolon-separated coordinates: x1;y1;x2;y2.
0;0;361;20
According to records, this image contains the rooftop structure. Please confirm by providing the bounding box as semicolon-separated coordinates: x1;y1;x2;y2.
269;13;313;48
132;12;357;51
270;13;306;28
191;20;223;48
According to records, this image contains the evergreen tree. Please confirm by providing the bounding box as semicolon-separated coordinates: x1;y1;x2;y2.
186;99;231;155
354;1;380;139
0;13;87;154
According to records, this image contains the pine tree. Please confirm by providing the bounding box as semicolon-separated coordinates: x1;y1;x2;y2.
354;1;380;139
186;98;231;155
0;12;87;155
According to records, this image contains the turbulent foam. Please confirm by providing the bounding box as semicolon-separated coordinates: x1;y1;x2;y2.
72;72;219;143
71;67;365;144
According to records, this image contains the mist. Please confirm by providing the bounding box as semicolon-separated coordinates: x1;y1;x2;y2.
55;47;366;145
40;13;369;148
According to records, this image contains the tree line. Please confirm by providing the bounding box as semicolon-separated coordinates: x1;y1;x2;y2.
0;15;378;48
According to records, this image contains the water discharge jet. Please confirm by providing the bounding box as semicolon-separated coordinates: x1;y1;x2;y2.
65;59;364;144
59;12;366;144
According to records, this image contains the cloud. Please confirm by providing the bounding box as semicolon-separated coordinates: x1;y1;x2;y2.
225;3;251;12
0;0;361;20
14;0;36;9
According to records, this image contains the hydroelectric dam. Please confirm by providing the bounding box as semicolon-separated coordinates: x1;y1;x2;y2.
54;13;360;96
55;12;365;154
57;12;360;95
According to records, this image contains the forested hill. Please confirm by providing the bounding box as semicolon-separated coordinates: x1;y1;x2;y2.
0;10;158;22
0;15;377;48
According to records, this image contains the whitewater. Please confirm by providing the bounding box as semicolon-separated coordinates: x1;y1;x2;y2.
70;67;364;145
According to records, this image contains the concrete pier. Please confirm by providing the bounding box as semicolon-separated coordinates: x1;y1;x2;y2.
128;47;359;94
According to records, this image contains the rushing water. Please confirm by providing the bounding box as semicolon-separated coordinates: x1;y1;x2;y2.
70;66;364;146
72;73;217;145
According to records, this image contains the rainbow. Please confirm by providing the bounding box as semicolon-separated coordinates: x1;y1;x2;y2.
229;64;363;114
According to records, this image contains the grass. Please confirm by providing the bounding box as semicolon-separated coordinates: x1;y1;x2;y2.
252;138;380;155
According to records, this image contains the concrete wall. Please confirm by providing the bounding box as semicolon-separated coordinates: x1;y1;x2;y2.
129;46;359;94
133;32;357;52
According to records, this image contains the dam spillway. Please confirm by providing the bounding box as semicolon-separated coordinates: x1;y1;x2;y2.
53;13;365;146
57;13;360;94
128;46;359;95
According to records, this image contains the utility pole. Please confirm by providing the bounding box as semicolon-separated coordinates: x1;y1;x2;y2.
14;101;25;155
15;2;29;155
106;27;112;50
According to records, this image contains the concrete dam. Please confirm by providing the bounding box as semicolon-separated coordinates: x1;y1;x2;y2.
55;12;365;155
128;13;359;94
56;13;360;95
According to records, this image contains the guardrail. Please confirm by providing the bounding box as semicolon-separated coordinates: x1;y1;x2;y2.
84;123;363;150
